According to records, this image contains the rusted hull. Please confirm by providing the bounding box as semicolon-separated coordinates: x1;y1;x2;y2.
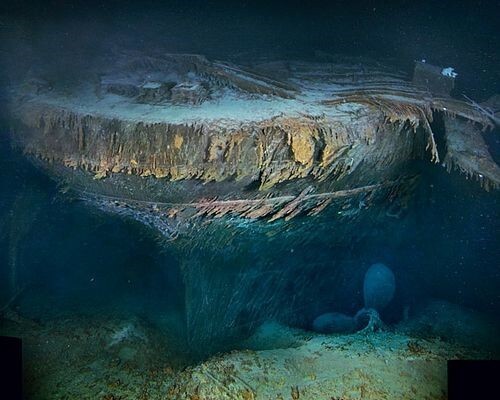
7;55;499;350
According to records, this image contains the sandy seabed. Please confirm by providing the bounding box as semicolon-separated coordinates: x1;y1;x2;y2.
1;312;493;400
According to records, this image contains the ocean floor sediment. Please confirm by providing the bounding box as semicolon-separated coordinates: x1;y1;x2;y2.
1;311;495;400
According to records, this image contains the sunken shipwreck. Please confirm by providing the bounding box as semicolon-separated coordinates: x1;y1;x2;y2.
0;0;499;399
